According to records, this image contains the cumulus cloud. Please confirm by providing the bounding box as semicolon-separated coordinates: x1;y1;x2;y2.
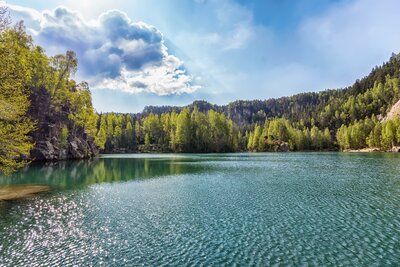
98;55;201;95
8;5;200;95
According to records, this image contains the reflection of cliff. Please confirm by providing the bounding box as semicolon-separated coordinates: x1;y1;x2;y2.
0;157;205;189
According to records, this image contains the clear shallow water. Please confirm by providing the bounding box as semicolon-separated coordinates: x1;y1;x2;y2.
0;153;400;266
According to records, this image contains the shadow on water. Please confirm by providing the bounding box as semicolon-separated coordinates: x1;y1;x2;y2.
0;155;208;191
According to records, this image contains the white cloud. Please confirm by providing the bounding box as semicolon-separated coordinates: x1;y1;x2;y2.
7;0;400;108
7;5;201;95
224;23;254;50
98;55;201;95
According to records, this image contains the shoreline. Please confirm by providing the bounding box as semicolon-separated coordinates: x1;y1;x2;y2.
99;149;396;154
343;148;382;153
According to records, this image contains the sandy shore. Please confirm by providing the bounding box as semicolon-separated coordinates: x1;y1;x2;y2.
343;148;382;152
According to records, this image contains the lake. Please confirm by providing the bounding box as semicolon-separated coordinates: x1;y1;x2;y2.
0;153;399;266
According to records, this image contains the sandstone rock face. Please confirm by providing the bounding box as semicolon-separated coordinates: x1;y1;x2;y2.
69;137;98;159
32;141;57;160
384;99;400;122
27;87;98;161
31;135;98;161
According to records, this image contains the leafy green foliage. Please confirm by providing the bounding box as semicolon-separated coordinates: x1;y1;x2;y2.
0;22;36;175
336;116;400;150
60;126;69;148
3;3;400;174
246;118;332;152
0;16;99;174
99;107;238;153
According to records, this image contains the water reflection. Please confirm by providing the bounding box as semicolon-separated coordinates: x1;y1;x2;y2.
0;156;206;190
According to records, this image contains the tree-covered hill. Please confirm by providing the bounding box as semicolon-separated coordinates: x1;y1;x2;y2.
139;53;400;132
100;53;400;154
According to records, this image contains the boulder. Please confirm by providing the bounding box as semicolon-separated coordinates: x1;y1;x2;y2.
31;132;98;161
274;142;289;152
392;146;400;152
69;137;95;159
32;141;57;160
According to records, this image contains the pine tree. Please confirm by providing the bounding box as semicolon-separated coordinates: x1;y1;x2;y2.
144;133;150;151
175;108;191;152
135;121;141;144
126;120;134;149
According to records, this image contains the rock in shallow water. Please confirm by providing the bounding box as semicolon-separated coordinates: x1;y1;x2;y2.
0;185;50;201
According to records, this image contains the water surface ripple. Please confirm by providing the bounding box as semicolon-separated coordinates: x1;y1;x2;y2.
0;153;400;266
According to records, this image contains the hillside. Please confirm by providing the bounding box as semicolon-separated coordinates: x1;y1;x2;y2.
139;53;400;132
98;53;400;154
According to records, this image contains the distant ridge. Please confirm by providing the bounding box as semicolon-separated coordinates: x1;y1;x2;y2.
97;52;400;153
134;52;400;131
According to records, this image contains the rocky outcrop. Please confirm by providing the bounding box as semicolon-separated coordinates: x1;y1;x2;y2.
32;140;57;160
274;142;289;152
27;87;98;161
31;136;98;161
383;98;400;122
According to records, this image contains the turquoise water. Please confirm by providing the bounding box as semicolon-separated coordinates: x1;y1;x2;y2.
0;153;400;266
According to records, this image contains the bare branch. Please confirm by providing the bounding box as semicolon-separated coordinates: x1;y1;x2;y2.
0;4;11;32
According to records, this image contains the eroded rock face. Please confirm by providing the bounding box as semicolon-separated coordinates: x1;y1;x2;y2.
31;136;98;161
69;137;98;159
32;141;57;160
384;99;400;122
27;87;98;161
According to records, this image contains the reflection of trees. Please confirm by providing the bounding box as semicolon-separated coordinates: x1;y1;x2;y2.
0;157;203;189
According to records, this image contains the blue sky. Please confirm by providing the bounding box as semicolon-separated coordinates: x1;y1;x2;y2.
4;0;400;112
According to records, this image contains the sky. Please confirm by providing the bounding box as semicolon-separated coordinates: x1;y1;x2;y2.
4;0;400;112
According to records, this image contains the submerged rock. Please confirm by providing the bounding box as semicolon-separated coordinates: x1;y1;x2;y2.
0;185;50;201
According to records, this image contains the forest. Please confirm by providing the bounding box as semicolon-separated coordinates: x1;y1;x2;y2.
98;110;334;153
99;54;400;154
97;108;238;153
2;4;400;175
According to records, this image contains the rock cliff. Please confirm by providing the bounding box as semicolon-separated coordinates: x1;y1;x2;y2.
27;87;98;161
383;98;400;122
